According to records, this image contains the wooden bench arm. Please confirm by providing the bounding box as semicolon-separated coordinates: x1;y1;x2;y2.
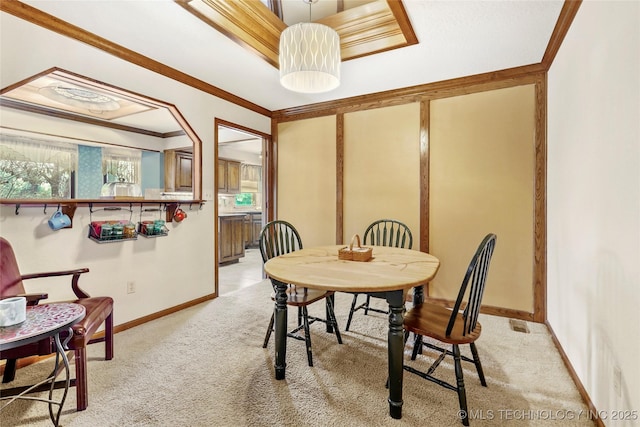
21;268;92;299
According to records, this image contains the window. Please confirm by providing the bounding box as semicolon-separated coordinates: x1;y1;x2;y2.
235;192;254;206
0;134;77;199
102;146;141;184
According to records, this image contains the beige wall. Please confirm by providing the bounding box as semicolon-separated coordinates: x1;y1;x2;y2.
429;85;535;312
277;116;337;247
343;103;421;243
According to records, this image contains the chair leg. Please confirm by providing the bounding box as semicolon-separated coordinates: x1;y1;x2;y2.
363;295;371;315
325;297;342;344
452;344;469;426
325;295;334;333
469;342;487;386
302;306;313;367
263;313;275;348
345;294;359;331
411;334;423;360
2;359;17;383
75;347;88;411
105;311;114;361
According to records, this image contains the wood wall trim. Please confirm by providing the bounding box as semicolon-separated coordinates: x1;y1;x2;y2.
216;118;271;140
272;63;546;121
214;121;221;283
336;113;344;245
0;0;271;117
419;100;430;254
541;0;583;69
424;295;536;322
0;98;180;138
1;67;189;138
114;293;216;334
533;76;548;322
269;118;278;222
545;321;606;427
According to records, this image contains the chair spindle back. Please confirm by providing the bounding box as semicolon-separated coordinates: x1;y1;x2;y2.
258;220;303;263
446;233;497;337
363;219;413;249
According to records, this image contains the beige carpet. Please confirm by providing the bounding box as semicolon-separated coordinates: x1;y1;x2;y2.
1;280;593;426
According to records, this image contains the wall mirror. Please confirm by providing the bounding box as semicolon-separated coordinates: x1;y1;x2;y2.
0;67;201;203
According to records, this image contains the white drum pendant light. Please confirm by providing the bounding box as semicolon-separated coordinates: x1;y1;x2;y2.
279;5;340;93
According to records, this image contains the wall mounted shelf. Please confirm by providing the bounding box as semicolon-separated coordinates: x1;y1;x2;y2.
2;199;205;225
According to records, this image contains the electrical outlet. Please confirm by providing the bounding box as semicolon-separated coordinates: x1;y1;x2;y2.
127;281;136;294
613;366;622;397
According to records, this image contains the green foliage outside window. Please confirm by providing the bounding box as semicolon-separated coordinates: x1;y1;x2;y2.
0;159;71;199
235;193;253;206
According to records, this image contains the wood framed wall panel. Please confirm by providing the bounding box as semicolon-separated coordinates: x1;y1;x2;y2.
276;116;337;247
342;103;421;246
428;85;537;314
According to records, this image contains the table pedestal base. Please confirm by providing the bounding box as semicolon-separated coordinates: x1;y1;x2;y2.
274;280;288;381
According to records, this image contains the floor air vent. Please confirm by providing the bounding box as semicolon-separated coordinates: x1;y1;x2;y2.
509;319;530;333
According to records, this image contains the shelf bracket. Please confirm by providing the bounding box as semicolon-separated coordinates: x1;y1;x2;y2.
15;204;20;215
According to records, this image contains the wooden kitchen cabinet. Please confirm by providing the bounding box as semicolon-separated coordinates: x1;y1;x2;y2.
219;215;245;264
164;150;193;192
251;213;262;247
243;212;262;248
218;159;241;194
175;152;193;191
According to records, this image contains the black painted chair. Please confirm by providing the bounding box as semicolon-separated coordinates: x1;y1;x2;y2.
345;219;413;331
402;233;497;426
259;220;342;367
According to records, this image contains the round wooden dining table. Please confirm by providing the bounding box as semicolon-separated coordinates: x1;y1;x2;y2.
264;245;440;420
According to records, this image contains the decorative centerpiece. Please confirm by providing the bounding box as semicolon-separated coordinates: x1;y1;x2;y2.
338;234;373;262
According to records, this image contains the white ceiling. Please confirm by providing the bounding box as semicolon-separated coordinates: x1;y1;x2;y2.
18;0;564;113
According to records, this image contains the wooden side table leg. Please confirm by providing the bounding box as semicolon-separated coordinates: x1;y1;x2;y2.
273;279;288;380
386;290;405;419
49;332;71;426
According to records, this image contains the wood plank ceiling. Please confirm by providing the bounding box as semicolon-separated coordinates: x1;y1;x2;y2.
175;0;418;68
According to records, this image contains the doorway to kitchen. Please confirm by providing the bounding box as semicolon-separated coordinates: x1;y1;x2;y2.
215;119;270;296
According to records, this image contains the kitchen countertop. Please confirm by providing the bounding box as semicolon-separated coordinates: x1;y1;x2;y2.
218;211;262;217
